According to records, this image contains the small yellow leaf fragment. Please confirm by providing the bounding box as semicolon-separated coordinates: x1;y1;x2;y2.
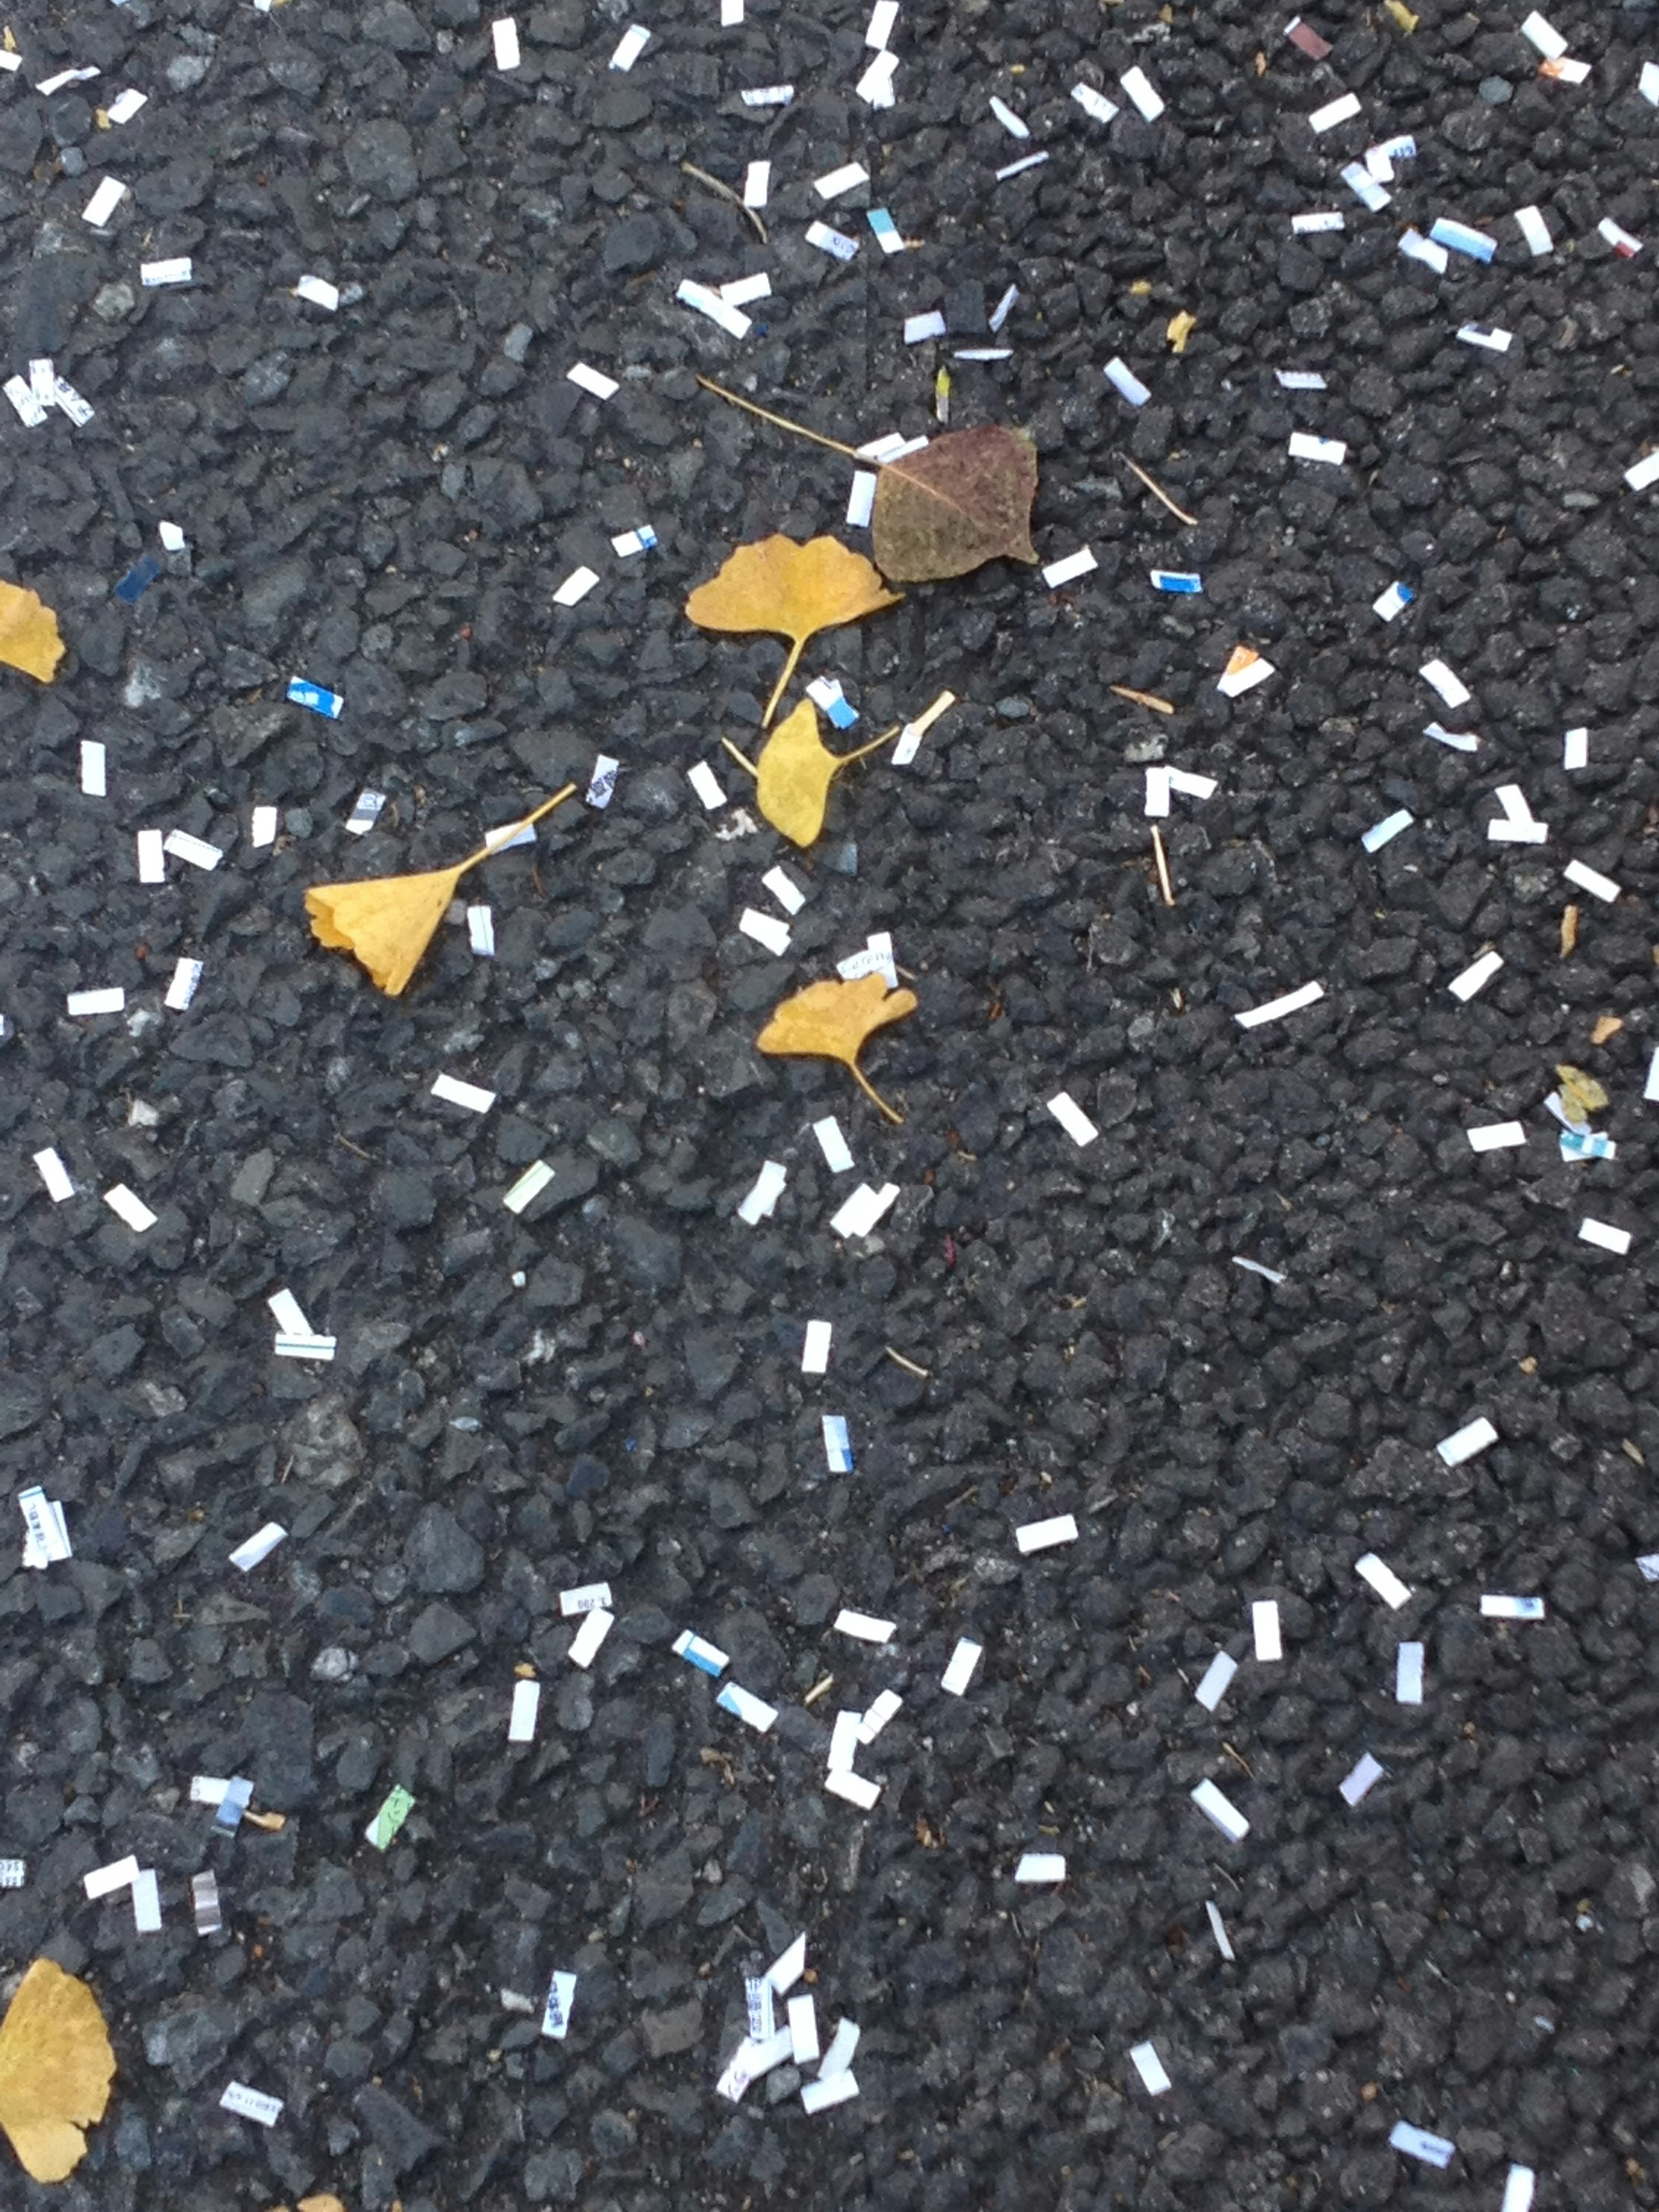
1254;49;1267;75
1556;1065;1608;1122
299;2196;350;2212
0;578;67;683
0;1958;117;2183
1384;0;1418;28
1130;280;1152;297
95;109;110;129
242;1809;287;1832
756;972;917;1124
1560;904;1579;957
1166;310;1197;355
1590;1014;1623;1045
514;1662;537;1679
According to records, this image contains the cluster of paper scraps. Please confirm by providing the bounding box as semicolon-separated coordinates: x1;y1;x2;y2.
0;0;1654;2196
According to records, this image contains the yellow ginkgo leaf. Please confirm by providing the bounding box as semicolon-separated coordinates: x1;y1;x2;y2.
305;785;575;996
747;700;896;848
299;2196;350;2212
684;536;901;726
0;578;66;683
0;1958;117;2183
756;971;918;1123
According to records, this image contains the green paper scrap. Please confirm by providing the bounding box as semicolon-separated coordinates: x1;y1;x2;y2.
365;1784;415;1851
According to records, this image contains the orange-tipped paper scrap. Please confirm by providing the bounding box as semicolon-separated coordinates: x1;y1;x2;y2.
305;785;575;996
0;1958;117;2183
0;579;66;683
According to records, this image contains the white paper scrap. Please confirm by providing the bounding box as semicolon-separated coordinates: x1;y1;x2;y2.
805;222;858;261
567;362;619;400
229;1522;287;1573
1047;1092;1098;1147
163;829;223;871
1340;1751;1386;1805
83;176;130;228
826;1768;881;1809
1191;1778;1249;1841
802;2071;859;2113
1119;66;1164;120
766;1933;807;1994
610;22;649;68
814;1116;855;1172
1362;810;1413;854
1071;83;1118;123
1292;212;1344;234
1420;660;1471;709
1016;1514;1077;1554
141;257;193;288
220;2082;283;2127
560;1582;612;1616
106;88;147;122
553;566;600;607
68;987;125;1017
250;805;279;847
1564;857;1620;902
295;274;340;311
819;2017;861;2078
687;761;727;811
568;1607;615;1668
1580;1217;1633;1255
1216;645;1274;697
1288;432;1347;465
104;1185;157;1233
34;1150;74;1204
1309;91;1361;132
1437;1416;1497;1466
847;470;878;527
816;161;870;199
509;1680;541;1742
165;958;203;1011
677;281;750;338
1194;1651;1237;1712
856;49;899;105
1356;1553;1412;1608
1467;1122;1525;1153
1448;950;1503;1001
1042;547;1097;589
835;1609;895;1645
1503;2165;1536;2212
718;1682;778;1732
1563;727;1588;769
865;0;898;45
1103;357;1150;407
823;1415;854;1473
743;162;770;209
1389;2121;1454;2168
1236;980;1324;1029
79;740;107;797
541;1970;578;2040
1396;1641;1424;1704
802;1320;833;1374
1014;1853;1065;1883
738;1160;788;1225
830;1182;898;1239
1626;449;1659;493
941;1638;982;1696
788;1994;820;2064
1252;1600;1283;1662
858;1689;901;1743
85;1855;140;1901
1205;1900;1236;1960
1128;2042;1172;2094
503;1161;555;1214
904;310;947;344
1521;10;1567;57
739;908;791;957
1481;1596;1545;1620
432;1073;496;1114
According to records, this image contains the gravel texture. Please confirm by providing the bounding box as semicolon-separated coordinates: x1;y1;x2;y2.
2;0;1659;2208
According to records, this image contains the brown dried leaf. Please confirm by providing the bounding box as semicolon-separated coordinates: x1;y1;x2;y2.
0;578;66;683
1590;1014;1624;1045
685;536;900;725
0;1959;117;2183
753;699;892;848
871;425;1039;584
1556;1065;1608;1122
756;972;918;1123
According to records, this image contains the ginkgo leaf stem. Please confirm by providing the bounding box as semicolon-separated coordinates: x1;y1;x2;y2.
832;723;901;766
721;735;760;777
762;640;805;726
456;784;578;874
697;377;864;463
1119;454;1198;528
849;1062;904;1124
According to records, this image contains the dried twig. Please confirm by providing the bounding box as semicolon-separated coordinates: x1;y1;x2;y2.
1119;454;1199;527
884;1346;931;1378
680;161;768;245
697;376;863;461
1110;684;1176;715
721;735;760;777
1151;824;1175;908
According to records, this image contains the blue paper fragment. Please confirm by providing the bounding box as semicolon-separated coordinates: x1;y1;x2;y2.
287;678;344;719
114;555;163;604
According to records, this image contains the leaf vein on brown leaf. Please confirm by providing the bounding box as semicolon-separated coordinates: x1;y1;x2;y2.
871;426;1039;583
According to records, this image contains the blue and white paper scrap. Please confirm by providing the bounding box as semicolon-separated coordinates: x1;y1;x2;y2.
541;1969;578;2040
288;678;343;719
822;1415;854;1472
